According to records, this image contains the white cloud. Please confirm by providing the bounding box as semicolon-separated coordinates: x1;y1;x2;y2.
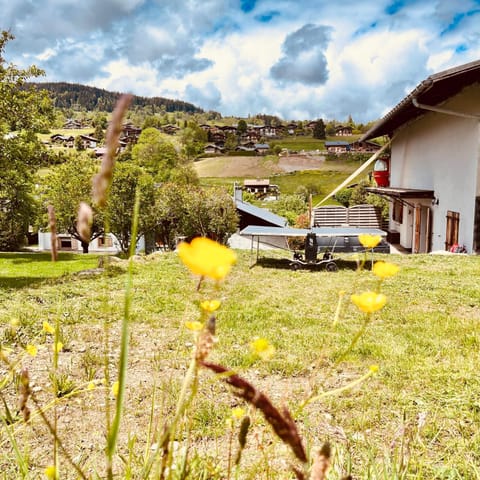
1;0;478;122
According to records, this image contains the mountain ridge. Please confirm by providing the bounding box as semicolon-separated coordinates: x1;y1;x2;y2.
29;81;204;114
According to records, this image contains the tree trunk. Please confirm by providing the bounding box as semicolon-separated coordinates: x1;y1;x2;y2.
81;240;89;254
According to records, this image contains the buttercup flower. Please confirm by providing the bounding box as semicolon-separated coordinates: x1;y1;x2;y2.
373;261;400;279
250;338;276;360
44;465;57;480
358;234;381;249
178;237;237;281
200;299;221;312
231;407;246;419
43;321;55;334
87;381;95;391
351;291;387;313
111;381;119;397
185;321;203;331
26;344;38;357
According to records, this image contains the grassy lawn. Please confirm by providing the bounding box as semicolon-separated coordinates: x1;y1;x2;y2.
0;250;479;478
0;252;100;289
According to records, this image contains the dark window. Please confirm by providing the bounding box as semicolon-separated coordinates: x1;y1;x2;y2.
393;200;403;223
474;197;480;253
445;210;460;251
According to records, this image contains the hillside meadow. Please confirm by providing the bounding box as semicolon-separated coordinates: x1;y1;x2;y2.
195;154;367;204
0;249;479;478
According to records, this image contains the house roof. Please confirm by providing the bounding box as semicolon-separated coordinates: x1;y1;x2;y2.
366;186;434;199
325;141;350;147
235;201;288;227
361;59;480;141
244;179;270;186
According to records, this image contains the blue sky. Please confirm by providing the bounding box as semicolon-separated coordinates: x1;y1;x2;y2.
2;0;479;122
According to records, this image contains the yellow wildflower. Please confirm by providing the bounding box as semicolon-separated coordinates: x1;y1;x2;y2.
178;237;237;281
185;321;203;331
369;365;379;373
351;291;387;313
43;321;55;334
250;338;276;360
87;381;95;391
52;342;63;354
231;407;246;419
358;234;381;249
44;465;57;479
373;261;400;279
200;299;221;312
26;344;38;357
111;381;119;397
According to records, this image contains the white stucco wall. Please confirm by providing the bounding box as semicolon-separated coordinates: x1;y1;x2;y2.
390;84;480;252
37;232;146;254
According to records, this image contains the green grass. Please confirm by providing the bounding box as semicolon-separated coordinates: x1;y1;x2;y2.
0;252;100;289
198;156;368;205
1;251;479;478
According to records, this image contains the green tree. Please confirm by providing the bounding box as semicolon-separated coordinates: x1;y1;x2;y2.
269;194;307;226
94;124;104;143
224;132;238;152
74;135;85;150
334;188;353;207
154;184;238;249
105;162;156;255
0;32;53;250
154;183;188;250
0;156;38;251
131;127;179;181
0;32;54;133
180;121;208;160
142;115;163;129
313;119;326;139
237;119;247;135
39;155;104;253
181;187;238;244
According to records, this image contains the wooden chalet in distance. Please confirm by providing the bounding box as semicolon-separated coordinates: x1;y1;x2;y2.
335;125;353;136
243;179;279;196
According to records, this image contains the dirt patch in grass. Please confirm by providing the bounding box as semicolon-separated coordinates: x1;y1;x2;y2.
277;154;325;172
195;154;327;178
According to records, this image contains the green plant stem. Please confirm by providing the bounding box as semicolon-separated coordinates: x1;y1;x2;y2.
30;395;88;480
164;355;199;480
3;419;29;478
334;314;371;367
106;189;140;479
53;318;60;477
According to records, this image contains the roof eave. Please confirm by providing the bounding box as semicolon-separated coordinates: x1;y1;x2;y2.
360;59;480;142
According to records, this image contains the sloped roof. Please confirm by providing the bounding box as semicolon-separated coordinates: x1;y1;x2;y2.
235;201;288;227
361;59;480;141
325;141;349;146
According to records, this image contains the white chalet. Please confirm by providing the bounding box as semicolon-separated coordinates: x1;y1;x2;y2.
361;60;480;254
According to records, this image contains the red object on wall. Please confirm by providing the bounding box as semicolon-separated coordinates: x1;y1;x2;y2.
373;157;390;187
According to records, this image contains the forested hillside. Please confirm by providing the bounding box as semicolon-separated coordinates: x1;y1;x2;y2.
29;82;204;113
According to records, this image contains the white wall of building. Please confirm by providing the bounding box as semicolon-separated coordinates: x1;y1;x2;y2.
38;232;146;254
390;84;480;252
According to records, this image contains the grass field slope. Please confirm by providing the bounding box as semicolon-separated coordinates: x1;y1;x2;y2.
0;250;479;478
